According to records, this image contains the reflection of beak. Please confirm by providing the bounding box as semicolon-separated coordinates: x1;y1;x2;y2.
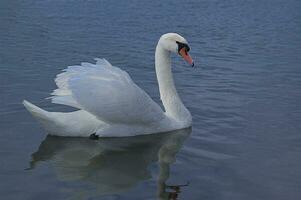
179;48;194;67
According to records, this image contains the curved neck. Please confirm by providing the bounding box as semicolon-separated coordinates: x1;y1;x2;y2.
155;43;191;123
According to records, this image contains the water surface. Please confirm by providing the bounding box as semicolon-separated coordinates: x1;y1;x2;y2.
0;0;301;199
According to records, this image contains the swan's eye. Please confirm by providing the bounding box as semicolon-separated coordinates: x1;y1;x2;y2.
186;46;190;52
176;41;190;54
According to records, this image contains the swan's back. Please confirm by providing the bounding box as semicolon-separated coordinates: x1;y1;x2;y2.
50;58;165;125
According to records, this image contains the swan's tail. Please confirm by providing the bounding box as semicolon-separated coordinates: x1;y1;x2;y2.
23;100;102;137
23;100;51;122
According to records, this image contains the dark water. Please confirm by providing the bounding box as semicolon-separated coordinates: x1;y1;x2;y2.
1;0;301;199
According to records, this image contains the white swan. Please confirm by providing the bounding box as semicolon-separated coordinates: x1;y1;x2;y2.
23;33;194;137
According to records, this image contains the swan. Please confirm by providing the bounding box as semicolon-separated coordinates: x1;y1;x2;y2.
23;33;194;137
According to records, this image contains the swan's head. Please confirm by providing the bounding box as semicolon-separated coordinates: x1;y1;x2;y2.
159;33;194;67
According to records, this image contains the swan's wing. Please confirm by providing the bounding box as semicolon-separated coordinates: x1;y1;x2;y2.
49;58;165;124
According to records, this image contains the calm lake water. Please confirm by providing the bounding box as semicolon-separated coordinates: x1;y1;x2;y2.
1;0;301;199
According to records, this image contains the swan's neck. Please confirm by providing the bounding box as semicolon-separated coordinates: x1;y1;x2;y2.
155;44;191;124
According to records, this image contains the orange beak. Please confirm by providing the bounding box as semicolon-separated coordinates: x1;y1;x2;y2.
179;48;194;67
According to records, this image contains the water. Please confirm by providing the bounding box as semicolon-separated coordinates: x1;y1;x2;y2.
1;0;301;199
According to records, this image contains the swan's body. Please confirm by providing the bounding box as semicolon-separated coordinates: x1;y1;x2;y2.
23;33;194;137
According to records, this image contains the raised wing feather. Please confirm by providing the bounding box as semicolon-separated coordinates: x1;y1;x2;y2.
50;58;165;124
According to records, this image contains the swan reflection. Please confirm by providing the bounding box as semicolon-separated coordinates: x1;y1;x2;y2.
29;128;191;199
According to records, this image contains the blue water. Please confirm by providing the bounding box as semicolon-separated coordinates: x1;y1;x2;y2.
1;0;301;199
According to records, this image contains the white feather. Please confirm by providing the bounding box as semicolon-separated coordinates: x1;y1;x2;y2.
49;59;165;124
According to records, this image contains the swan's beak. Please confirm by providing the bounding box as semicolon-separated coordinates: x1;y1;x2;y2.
179;48;194;67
